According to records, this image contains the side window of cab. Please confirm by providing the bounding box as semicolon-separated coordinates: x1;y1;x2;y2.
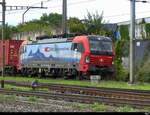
71;42;84;53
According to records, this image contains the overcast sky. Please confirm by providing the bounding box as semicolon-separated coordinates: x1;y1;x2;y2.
1;0;150;26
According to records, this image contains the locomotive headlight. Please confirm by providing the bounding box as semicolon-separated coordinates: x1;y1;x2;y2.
85;56;90;63
112;60;114;65
112;61;114;65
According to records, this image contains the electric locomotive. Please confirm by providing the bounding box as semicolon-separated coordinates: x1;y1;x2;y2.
18;34;115;79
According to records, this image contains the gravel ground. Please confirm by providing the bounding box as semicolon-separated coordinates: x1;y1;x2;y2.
0;96;97;112
0;95;143;112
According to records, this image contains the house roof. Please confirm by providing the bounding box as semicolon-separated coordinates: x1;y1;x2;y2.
117;17;150;25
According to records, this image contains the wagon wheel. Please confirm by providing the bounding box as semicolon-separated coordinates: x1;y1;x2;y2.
75;72;83;80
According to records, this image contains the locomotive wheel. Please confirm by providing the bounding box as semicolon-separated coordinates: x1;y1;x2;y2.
22;72;27;77
75;72;83;80
38;74;41;78
75;76;80;80
63;76;68;80
28;74;32;78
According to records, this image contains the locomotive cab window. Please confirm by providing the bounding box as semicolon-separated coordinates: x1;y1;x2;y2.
71;43;84;53
89;36;113;56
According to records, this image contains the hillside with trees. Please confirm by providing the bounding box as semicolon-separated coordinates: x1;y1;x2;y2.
0;12;115;40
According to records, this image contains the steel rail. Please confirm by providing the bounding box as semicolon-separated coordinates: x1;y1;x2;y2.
0;88;149;109
3;80;150;100
4;80;150;93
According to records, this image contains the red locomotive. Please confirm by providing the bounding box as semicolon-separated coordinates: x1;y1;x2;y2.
19;34;115;79
0;34;115;80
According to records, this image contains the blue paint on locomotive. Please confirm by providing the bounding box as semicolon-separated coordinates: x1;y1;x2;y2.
20;42;81;63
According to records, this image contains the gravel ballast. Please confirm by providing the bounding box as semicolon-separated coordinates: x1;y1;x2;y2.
0;97;96;112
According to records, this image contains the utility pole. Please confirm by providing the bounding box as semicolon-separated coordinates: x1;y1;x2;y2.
22;7;30;24
130;0;135;84
0;4;47;24
0;2;46;87
62;0;67;35
129;0;148;84
22;5;47;24
0;0;5;88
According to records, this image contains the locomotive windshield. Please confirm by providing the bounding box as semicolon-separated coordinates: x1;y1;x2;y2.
89;36;113;56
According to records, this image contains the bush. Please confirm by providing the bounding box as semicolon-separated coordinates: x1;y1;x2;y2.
114;58;129;81
136;59;150;82
114;39;129;81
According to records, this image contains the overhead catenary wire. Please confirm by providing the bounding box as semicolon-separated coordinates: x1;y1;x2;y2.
4;8;150;21
0;0;97;16
2;0;150;15
0;0;149;14
0;0;95;14
1;0;150;24
30;0;52;6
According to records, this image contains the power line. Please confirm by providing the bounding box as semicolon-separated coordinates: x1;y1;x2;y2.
104;10;150;18
0;0;96;15
128;0;150;3
43;0;96;9
30;0;52;7
5;5;47;11
136;0;150;3
0;0;93;13
2;0;150;24
4;7;150;23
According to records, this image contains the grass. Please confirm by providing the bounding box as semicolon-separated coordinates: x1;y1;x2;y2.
143;107;150;112
4;84;48;92
72;103;140;112
90;103;108;111
73;104;87;109
0;94;16;99
0;76;150;90
117;105;138;112
28;96;39;102
5;84;32;91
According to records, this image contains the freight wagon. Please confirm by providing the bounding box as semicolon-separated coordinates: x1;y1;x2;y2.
19;35;115;79
0;40;24;75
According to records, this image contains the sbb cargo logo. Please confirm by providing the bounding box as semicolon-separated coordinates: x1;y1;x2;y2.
44;47;69;52
44;47;54;52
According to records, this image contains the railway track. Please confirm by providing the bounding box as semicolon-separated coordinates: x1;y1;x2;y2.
0;88;150;109
3;80;150;101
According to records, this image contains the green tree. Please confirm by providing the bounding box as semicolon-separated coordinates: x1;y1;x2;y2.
68;11;112;36
85;11;104;34
14;13;62;34
114;25;130;81
119;25;129;40
68;17;86;33
0;24;18;40
40;13;62;28
16;20;51;33
145;23;150;38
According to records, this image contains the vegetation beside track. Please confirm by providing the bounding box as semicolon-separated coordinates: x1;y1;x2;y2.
0;76;150;90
